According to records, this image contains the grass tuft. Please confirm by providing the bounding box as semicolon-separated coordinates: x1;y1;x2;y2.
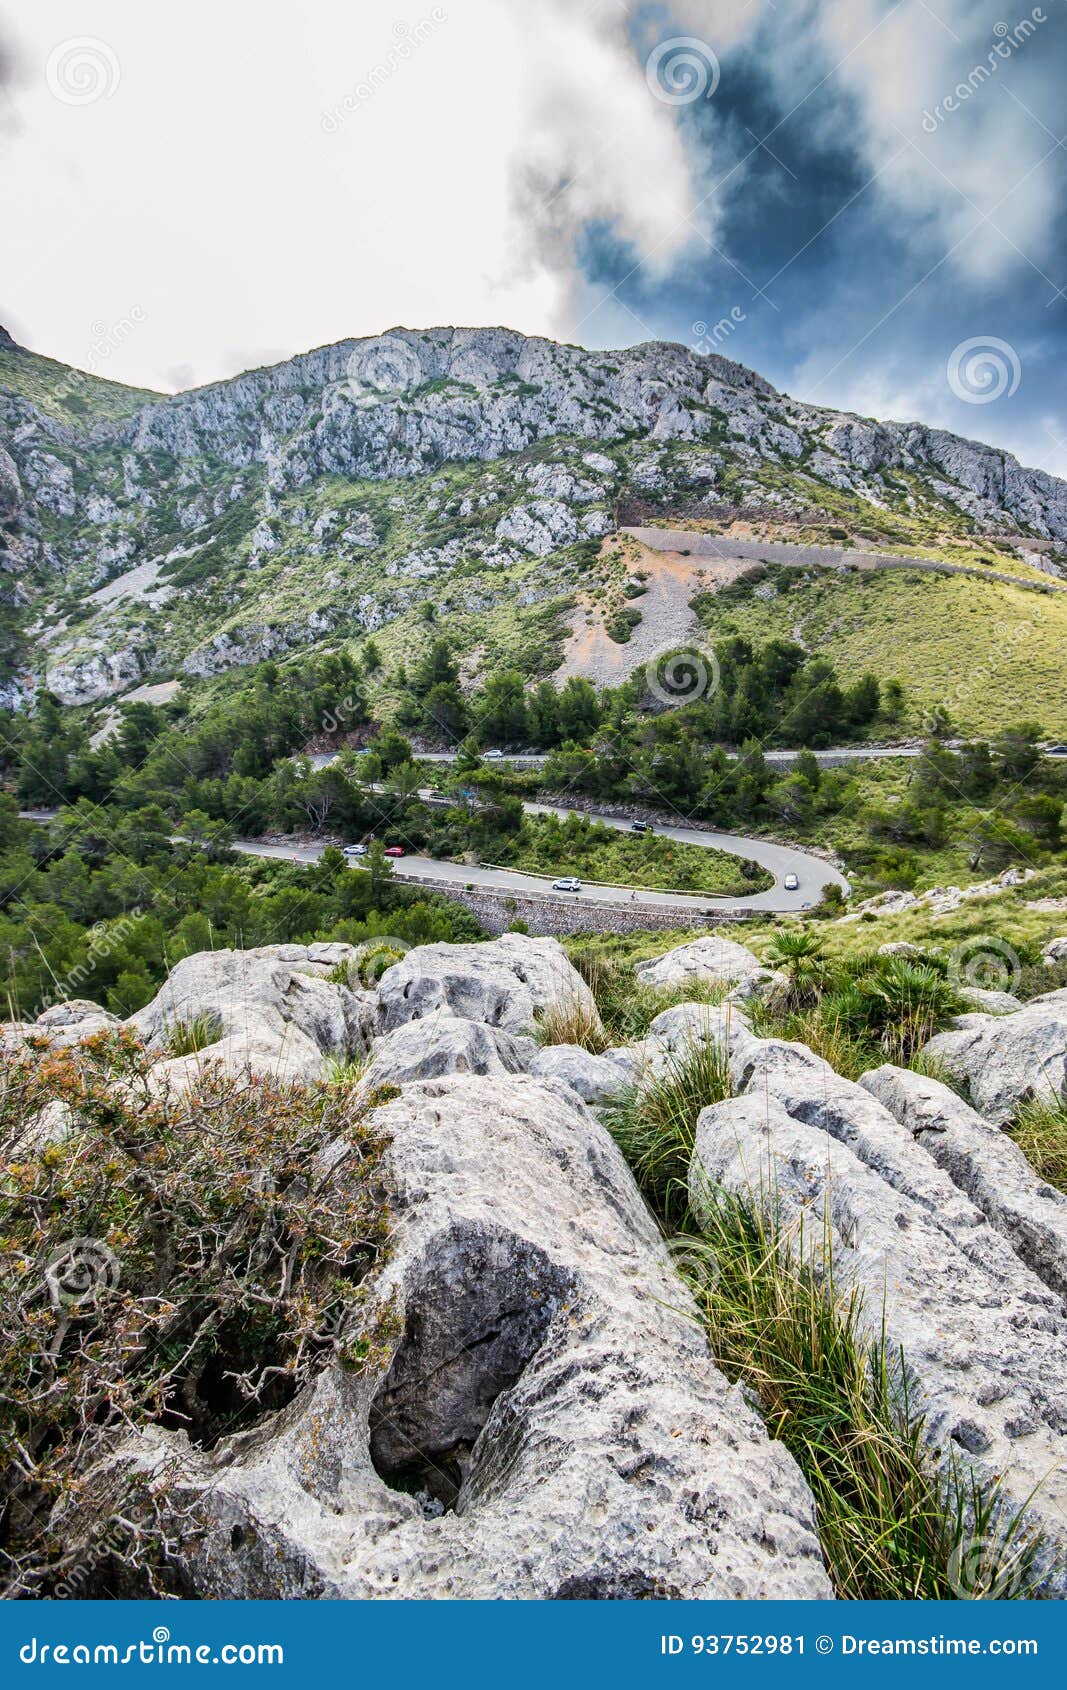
678;1186;1041;1599
574;952;729;1045
162;1013;222;1057
602;1032;731;1220
1009;1094;1067;1193
535;993;609;1054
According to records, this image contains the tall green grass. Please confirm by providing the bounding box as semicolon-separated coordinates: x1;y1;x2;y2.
678;1189;1041;1600
1010;1095;1067;1193
602;1033;731;1222
573;952;729;1045
162;1013;222;1058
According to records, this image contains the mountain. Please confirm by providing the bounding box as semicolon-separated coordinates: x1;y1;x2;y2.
2;323;1066;712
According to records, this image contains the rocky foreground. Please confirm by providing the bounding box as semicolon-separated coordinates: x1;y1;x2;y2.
6;932;1067;1598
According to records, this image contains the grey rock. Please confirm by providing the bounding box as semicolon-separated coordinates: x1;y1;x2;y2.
529;1043;630;1103
0;443;21;524
958;987;1024;1015
127;945;376;1085
690;1091;1067;1596
97;1075;832;1599
364;1014;528;1088
495;499;578;556
635;936;762;990
35;999;120;1030
922;996;1067;1122
725;966;791;1008
861;1064;1067;1302
1;999;122;1052
1042;936;1067;966
732;1034;1056;1288
645;1000;747;1051
377;934;601;1040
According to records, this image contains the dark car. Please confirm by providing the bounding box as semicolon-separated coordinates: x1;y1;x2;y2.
630;820;654;833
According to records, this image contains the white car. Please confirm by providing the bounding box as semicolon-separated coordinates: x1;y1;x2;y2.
482;748;505;760
552;877;582;892
343;843;368;858
783;872;800;891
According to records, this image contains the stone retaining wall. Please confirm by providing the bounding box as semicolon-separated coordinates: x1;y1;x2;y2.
623;526;1067;596
397;874;755;936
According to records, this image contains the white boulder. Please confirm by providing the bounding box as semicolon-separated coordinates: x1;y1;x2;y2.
529;1043;630;1104
97;1075;831;1599
922;995;1067;1122
861;1063;1067;1301
635;935;762;991
364;1014;528;1088
127;945;376;1084
377;934;600;1039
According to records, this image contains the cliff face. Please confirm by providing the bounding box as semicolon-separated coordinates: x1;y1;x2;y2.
2;324;1066;706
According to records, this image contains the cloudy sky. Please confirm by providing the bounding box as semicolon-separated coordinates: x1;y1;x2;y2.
1;0;1065;473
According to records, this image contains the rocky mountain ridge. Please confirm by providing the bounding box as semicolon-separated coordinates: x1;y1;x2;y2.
2;323;1066;708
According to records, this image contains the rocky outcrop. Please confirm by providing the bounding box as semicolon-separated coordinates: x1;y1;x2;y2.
729;1032;1067;1301
1043;936;1067;966
841;868;1036;923
1;999;121;1055
860;1064;1067;1301
690;1091;1067;1597
529;1042;632;1103
127;943;376;1085
921;991;1067;1122
13;930;1067;1601
6;325;1067;703
376;934;600;1039
634;934;763;991
959;987;1023;1015
362;1013;529;1088
97;1074;832;1599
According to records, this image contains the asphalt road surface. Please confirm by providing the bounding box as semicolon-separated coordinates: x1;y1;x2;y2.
233;798;849;914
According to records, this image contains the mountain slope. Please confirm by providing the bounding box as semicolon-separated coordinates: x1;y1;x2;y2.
2;323;1066;713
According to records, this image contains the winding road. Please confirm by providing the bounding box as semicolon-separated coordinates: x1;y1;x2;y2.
232;797;849;914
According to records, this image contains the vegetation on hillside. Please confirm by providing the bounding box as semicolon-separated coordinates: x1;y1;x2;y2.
697;565;1067;737
488;811;771;896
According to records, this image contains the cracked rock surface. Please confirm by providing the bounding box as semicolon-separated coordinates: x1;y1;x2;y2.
98;1074;832;1599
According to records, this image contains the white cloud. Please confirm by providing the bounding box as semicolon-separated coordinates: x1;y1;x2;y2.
0;0;747;388
811;0;1061;283
0;0;1060;422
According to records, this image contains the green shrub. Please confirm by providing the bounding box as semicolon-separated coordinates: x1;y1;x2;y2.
823;957;966;1063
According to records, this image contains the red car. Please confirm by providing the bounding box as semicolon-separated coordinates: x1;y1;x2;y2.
383;845;406;858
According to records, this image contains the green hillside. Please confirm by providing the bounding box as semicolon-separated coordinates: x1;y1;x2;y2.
699;565;1067;737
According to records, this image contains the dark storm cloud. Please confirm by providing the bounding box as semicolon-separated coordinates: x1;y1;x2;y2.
575;0;1067;473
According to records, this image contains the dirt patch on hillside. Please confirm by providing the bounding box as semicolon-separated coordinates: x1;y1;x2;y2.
554;540;747;688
